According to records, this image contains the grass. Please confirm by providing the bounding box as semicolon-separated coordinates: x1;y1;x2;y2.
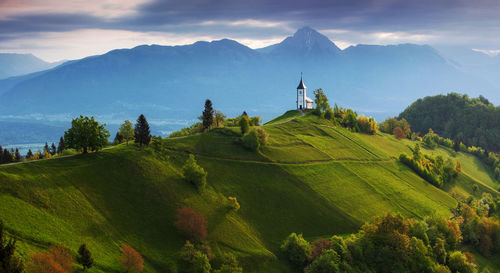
0;111;498;272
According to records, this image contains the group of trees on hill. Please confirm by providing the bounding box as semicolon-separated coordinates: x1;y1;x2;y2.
1;220;146;273
312;89;378;134
399;93;500;152
399;144;460;188
0;137;67;165
281;211;496;273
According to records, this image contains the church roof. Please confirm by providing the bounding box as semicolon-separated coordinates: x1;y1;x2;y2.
306;97;314;103
297;77;307;89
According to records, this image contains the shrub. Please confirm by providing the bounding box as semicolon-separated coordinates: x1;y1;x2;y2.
393;126;406;140
447;251;476;273
179;241;211;273
119;244;144;273
174;207;208;241
0;220;24;273
241;130;260;151
213;254;242;273
280;233;311;268
182;155;207;191
77;243;94;272
307;249;340;273
239;116;250;135
256;127;268;146
324;108;334;120
27;245;73;273
227;197;240;211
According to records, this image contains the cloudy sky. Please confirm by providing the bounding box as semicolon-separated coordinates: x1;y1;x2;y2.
1;0;500;62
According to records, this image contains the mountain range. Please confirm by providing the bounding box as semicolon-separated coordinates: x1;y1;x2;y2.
0;26;499;144
0;53;63;79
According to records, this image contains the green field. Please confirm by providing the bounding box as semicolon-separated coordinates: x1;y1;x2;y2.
0;112;498;272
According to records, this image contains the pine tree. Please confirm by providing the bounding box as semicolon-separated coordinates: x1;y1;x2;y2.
77;243;94;272
14;148;21;162
0;145;3;164
57;137;65;154
50;143;57;155
26;149;33;159
0;221;24;273
202;99;214;131
113;132;123;145
134;114;151;147
44;142;50;154
2;149;11;163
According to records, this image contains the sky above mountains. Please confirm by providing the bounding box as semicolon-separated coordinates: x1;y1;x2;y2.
1;0;500;61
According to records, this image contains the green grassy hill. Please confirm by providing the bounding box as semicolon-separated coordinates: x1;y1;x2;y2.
0;110;498;272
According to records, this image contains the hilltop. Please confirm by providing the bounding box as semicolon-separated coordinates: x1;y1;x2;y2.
0;111;499;272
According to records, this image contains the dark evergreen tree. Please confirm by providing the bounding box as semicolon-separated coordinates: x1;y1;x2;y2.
2;149;11;164
242;111;248;117
14;149;21;162
0;145;3;164
113;132;124;145
77;243;94;272
26;149;33;159
57;137;65;154
134;114;151;147
50;143;57;156
0;221;24;273
202;99;214;130
43;142;50;154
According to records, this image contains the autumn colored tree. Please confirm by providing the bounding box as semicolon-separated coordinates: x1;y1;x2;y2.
119;244;144;273
174;207;208;241
393;126;406;140
310;238;333;261
26;245;73;273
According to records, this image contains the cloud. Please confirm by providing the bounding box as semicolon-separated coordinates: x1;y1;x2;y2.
1;0;500;60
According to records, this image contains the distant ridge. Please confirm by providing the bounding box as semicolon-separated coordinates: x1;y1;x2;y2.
0;53;63;79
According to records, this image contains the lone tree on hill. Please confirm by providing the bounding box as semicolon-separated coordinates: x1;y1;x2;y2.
57;137;65;154
119;244;144;273
119;120;135;145
134;114;151;147
77;243;94;272
202;99;214;131
313;88;330;116
0;220;24;273
64;116;110;154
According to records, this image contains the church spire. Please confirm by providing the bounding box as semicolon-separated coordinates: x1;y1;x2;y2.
297;73;306;89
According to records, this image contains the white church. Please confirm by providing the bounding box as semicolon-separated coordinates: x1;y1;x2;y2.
296;74;314;110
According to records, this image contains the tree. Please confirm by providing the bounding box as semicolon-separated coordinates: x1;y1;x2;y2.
50;143;57;156
44;142;50;154
77;243;94;272
238;115;250;135
119;244;144;273
134;114;151;147
313;88;330;116
113;132;123;145
119;120;134;145
213;254;242;273
14;149;21;162
250;116;262;126
202;99;214;131
26;149;33;159
310;238;333;261
280;233;311;268
214;111;226;127
256;127;268;146
26;245;73;273
307;249;341;273
0;221;24;273
393;127;406;140
182;155;207;191
174;207;208;241
241;130;260;151
57;137;65;154
64;116;110;154
179;241;211;273
447;251;476;273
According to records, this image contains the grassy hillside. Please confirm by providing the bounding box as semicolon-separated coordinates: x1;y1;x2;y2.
0;111;498;272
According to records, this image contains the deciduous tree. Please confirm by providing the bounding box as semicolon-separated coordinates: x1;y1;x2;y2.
119;244;144;273
119;120;134;145
174;207;208;241
0;221;24;273
64;116;110;154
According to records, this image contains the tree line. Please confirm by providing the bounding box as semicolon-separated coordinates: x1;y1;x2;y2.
398;93;500;152
0;137;66;165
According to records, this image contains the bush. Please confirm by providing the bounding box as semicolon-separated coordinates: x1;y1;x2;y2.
393;127;406;140
324;108;334;120
27;245;73;273
179;241;211;273
241;130;260;151
256;127;268;146
119;244;144;273
281;233;311;268
307;250;340;273
182;155;207;191
227;196;240;211
447;251;476;273
174;207;208;241
239;116;250;135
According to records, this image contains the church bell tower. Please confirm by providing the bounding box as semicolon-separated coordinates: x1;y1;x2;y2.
297;73;307;110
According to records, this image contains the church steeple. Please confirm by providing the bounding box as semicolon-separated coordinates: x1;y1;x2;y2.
297;72;307;89
297;73;307;110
